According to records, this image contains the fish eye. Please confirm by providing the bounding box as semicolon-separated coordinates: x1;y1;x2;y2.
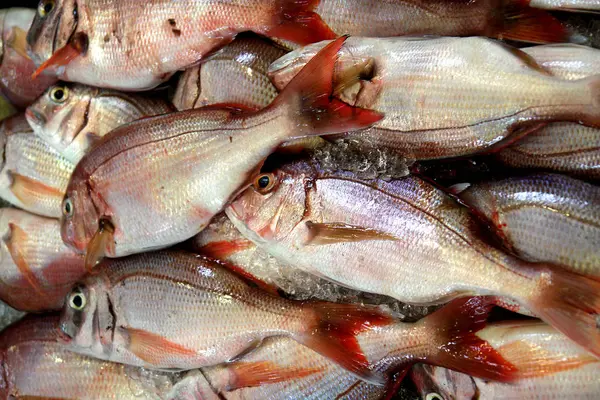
253;173;276;194
38;0;55;17
50;86;69;103
426;393;443;400
68;290;86;311
62;198;73;217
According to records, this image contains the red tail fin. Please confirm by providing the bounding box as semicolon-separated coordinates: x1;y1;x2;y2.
273;36;383;140
266;0;337;45
527;268;600;359
298;302;393;385
498;0;569;43
426;297;518;382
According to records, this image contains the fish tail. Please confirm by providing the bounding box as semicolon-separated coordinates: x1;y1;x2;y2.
297;301;393;386
424;297;518;383
497;0;569;44
526;268;600;359
272;36;383;140
265;0;337;45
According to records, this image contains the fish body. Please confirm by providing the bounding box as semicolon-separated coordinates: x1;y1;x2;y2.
60;37;382;260
0;207;85;311
26;83;173;163
459;174;600;277
529;0;600;11
498;44;600;178
0;114;74;218
0;8;57;109
226;161;600;358
412;321;600;400
26;0;336;90
173;35;285;111
269;37;600;160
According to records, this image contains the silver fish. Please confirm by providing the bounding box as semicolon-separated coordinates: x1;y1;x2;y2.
529;0;600;12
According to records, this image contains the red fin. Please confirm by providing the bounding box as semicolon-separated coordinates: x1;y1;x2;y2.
7;26;30;60
299;302;394;385
382;368;410;400
498;0;569;44
32;32;88;79
426;297;518;382
125;327;197;366
227;360;323;390
273;36;383;140
84;219;114;271
267;0;337;45
527;268;600;359
305;221;398;245
9;171;64;207
199;239;254;260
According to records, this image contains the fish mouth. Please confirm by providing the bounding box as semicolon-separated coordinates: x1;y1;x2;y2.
58;321;75;342
25;108;46;130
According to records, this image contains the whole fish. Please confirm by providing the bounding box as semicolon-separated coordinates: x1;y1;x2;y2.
269;37;600;160
411;321;600;400
226;160;600;359
0;207;85;312
201;297;516;399
59;250;394;383
173;35;285;112
529;0;600;12
0;314;217;400
26;0;338;91
26;82;174;163
60;37;382;267
0;8;57;109
0;113;74;218
498;44;600;179
458;174;600;277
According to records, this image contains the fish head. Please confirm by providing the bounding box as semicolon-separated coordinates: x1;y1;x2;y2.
27;0;80;68
60;177;100;254
411;364;477;400
227;161;315;244
26;82;94;150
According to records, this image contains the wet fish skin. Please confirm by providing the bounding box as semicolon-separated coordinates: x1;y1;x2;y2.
412;321;600;400
522;44;600;81
0;114;75;218
173;35;285;111
26;82;174;163
0;8;57;109
269;37;600;160
26;0;336;91
226;160;600;359
59;250;392;383
0;207;85;312
459;174;600;277
529;0;600;12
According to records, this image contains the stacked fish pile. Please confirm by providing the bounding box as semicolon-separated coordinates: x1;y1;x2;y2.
0;1;599;399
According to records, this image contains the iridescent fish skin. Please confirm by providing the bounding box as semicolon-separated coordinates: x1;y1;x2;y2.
0;207;85;312
0;314;207;400
173;36;285;111
26;0;336;91
459;174;600;277
59;250;393;383
412;321;600;400
26;82;173;163
0;8;57;109
529;0;600;12
269;37;600;160
498;45;600;179
226;161;600;359
0;114;74;218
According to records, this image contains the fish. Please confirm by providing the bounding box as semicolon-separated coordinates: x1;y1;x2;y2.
59;250;394;384
60;37;383;268
497;44;600;179
226;160;600;359
0;207;85;312
0;113;75;218
529;0;600;12
0;8;57;109
26;0;338;91
173;35;286;112
0;313;219;400
200;297;516;399
411;321;600;400
268;36;600;160
458;174;600;278
26;82;174;163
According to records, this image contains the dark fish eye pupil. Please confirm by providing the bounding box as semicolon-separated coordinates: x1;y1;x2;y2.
64;201;71;214
44;2;53;13
258;176;270;188
72;294;82;308
54;89;64;100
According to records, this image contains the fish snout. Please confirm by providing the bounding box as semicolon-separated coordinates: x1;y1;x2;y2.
24;107;46;132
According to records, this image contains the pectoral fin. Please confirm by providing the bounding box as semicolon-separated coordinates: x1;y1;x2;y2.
305;221;398;245
9;171;64;208
7;26;30;59
124;327;197;366
84;218;114;271
226;360;323;390
4;223;47;299
32;32;88;79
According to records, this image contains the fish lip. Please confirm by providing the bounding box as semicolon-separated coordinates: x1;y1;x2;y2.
58;321;74;342
24;108;46;129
